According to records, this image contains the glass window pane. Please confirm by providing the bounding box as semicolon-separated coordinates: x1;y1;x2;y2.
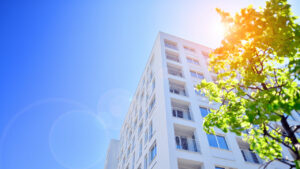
197;73;204;79
177;110;183;118
195;89;201;95
150;144;157;161
207;134;218;148
216;136;229;150
172;110;176;117
190;71;197;77
200;107;209;117
144;155;147;169
181;137;188;150
175;136;180;149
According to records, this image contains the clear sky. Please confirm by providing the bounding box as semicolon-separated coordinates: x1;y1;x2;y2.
0;0;299;169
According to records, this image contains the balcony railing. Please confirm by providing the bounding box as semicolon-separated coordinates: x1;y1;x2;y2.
165;42;178;50
172;109;192;120
168;67;183;78
241;149;263;164
170;83;187;96
166;53;180;63
175;136;200;152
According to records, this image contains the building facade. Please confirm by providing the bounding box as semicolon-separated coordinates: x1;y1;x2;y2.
104;32;299;169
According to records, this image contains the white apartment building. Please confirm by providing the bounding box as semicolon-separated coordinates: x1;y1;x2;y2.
104;32;299;169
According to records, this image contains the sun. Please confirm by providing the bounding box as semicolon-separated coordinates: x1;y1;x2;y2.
215;21;226;38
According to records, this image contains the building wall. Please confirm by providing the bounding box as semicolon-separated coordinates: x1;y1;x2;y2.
105;32;295;169
104;139;120;169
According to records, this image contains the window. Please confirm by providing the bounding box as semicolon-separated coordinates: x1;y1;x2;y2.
207;134;229;150
144;154;148;169
149;71;153;80
149;97;156;113
139;140;143;157
167;65;183;77
190;70;204;80
217;135;229;150
138;123;143;135
184;46;195;52
129;131;132;139
139;108;143;119
173;109;183;118
241;149;262;164
200;107;210;117
285;113;296;120
195;88;205;96
132;152;135;169
127;146;131;156
152;79;155;90
149;143;157;163
144;129;148;143
145;109;148;120
201;50;209;57
186;57;199;65
132;136;135;151
166;51;180;62
134;119;137;129
172;102;191;120
146;94;149;103
175;135;198;152
149;121;153;139
140;92;144;102
169;81;187;96
164;40;178;50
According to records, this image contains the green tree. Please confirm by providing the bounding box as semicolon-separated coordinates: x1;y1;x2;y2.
196;0;300;168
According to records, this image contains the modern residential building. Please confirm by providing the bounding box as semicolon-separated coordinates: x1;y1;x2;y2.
104;32;299;169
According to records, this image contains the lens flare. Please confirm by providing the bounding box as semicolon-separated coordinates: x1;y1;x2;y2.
215;21;226;38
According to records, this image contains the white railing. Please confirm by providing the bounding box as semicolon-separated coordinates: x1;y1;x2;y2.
165;43;178;50
170;84;187;96
168;67;183;77
175;137;200;153
172;109;192;120
166;53;179;62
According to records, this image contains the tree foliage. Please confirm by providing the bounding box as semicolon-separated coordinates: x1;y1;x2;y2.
197;0;300;168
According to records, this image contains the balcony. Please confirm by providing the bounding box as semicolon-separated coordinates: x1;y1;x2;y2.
169;81;187;97
176;137;199;152
172;101;192;121
241;149;263;164
174;125;200;153
237;137;263;164
165;40;178;50
168;65;183;78
178;158;202;169
166;51;180;63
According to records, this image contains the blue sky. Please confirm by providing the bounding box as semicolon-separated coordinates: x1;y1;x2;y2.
0;0;299;169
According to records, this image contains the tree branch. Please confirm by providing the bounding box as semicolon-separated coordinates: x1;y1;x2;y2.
293;125;300;133
262;123;295;154
238;84;263;91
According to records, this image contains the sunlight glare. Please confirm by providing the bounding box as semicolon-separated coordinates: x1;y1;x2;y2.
214;20;226;39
